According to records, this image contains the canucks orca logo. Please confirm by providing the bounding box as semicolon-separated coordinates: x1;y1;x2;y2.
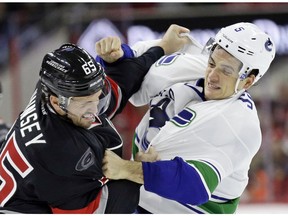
171;107;196;127
155;53;182;66
265;38;273;52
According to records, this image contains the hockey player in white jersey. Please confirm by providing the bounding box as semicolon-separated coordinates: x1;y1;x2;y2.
100;22;276;214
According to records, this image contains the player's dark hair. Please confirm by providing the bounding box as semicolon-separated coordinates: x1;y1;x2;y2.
248;69;259;78
40;82;57;105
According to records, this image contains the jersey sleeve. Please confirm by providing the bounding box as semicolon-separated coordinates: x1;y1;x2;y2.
131;35;204;57
142;157;219;205
132;39;161;57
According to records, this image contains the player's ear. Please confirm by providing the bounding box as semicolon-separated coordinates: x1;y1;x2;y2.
50;95;66;115
237;74;255;91
243;75;255;90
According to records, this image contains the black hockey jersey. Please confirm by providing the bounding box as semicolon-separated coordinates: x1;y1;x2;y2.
0;46;165;213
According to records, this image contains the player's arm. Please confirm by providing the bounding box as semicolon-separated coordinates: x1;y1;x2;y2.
103;46;166;117
142;157;219;205
95;24;190;64
103;151;219;206
95;29;203;66
94;37;159;67
99;24;190;117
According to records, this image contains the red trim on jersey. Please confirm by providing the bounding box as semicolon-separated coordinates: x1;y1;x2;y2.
106;76;121;119
89;76;121;128
51;189;102;214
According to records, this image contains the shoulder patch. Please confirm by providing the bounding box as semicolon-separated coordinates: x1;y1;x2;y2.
75;147;95;171
155;53;182;66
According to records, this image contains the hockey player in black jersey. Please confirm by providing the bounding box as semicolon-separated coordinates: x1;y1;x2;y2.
0;24;190;213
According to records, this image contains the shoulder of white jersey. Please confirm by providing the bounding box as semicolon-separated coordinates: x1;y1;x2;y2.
129;53;207;107
179;33;204;55
150;53;208;82
225;94;261;156
131;34;204;57
235;92;258;114
132;39;161;57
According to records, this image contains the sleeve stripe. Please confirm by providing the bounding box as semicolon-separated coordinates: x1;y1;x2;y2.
106;76;122;119
210;194;231;203
105;117;123;151
187;160;220;194
200;159;222;182
51;189;102;213
180;203;207;214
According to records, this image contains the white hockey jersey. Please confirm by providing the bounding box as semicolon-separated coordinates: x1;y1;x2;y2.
129;39;262;213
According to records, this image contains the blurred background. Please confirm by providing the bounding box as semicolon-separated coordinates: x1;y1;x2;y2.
0;2;288;213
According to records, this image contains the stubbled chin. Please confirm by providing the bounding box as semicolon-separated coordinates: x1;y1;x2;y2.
73;119;92;129
205;88;219;100
82;120;93;128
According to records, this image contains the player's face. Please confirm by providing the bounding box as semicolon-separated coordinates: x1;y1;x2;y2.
66;91;102;128
204;47;242;100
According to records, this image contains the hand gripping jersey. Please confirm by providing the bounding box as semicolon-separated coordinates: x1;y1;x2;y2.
0;46;165;213
130;41;262;214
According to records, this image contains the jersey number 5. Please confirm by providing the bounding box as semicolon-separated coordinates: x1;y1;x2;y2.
0;132;33;206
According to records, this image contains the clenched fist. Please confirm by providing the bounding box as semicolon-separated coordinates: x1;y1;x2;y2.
95;36;124;63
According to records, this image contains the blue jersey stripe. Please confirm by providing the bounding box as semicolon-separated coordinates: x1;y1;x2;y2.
201;160;222;182
180;203;205;214
211;194;230;202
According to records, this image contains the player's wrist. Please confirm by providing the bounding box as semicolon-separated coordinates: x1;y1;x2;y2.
123;160;144;184
157;41;170;55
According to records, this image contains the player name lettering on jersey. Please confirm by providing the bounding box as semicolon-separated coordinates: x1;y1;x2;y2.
19;89;46;146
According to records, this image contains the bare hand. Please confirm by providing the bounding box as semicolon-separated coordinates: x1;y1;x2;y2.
158;24;191;55
102;150;125;179
102;150;144;184
135;146;160;162
95;36;124;63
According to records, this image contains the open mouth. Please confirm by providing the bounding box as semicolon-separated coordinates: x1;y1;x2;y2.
207;82;220;90
82;113;96;122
